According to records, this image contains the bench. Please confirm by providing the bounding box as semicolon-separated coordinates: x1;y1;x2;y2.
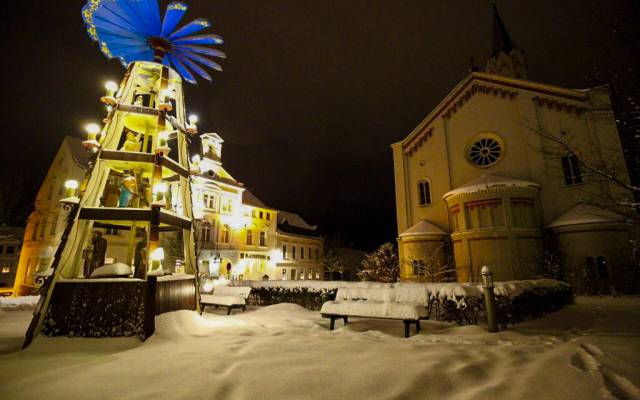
200;286;252;315
320;287;428;338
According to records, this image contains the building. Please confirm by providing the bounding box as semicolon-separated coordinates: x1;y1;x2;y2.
0;227;25;294
192;133;323;281
12;132;322;295
12;136;90;295
392;4;634;291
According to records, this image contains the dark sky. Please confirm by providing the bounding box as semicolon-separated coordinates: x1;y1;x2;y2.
0;0;631;250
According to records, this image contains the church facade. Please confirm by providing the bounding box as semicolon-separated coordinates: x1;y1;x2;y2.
392;5;634;291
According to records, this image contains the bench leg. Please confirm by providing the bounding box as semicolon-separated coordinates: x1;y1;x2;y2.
343;316;348;325
404;320;411;338
200;304;205;314
242;305;246;312
416;320;421;333
227;307;232;315
329;316;336;331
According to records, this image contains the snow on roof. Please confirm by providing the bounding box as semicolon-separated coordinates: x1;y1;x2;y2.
242;190;268;208
547;204;625;228
399;219;447;237
277;211;316;231
200;132;224;143
443;174;540;200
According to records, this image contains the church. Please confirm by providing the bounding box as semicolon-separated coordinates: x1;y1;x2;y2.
392;4;634;291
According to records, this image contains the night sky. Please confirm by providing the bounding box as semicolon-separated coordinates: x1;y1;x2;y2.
0;1;631;250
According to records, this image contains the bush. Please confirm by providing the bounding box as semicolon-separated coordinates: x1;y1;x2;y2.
232;279;573;325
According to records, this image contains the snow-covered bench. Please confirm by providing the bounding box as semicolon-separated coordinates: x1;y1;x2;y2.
200;286;252;315
320;287;429;338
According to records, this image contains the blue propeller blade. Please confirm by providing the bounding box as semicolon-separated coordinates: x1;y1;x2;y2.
168;18;211;40
161;2;188;37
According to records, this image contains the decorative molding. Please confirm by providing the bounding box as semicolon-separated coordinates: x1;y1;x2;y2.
532;97;584;116
465;199;502;210
443;83;518;120
404;127;434;155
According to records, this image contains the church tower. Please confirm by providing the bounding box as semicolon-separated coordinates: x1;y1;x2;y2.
484;1;528;79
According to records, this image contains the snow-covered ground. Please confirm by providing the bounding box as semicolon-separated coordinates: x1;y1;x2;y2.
1;297;639;400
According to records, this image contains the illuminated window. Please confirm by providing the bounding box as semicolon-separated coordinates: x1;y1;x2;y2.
1;265;10;274
259;231;266;247
203;193;215;209
201;224;211;243
418;179;431;206
246;230;253;245
561;154;582;185
219;226;230;243
282;268;287;279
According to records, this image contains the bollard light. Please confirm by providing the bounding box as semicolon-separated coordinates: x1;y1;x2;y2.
82;123;101;151
187;114;198;134
481;265;494;288
481;265;499;333
101;81;119;105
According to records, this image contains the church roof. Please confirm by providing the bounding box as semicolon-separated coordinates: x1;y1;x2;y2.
394;73;591;153
548;204;626;228
399;219;447;237
491;2;514;57
443;174;540;199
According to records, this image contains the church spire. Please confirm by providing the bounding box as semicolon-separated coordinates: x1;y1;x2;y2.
483;1;528;79
490;0;514;57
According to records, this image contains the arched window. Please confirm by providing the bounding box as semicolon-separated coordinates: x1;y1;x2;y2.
561;154;583;185
418;179;431;206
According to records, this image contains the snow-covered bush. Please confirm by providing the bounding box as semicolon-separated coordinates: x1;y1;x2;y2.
232;279;573;325
357;243;399;282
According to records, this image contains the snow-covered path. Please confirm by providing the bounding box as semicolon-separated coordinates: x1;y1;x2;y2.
1;297;639;400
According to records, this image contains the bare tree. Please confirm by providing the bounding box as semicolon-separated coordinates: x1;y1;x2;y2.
358;243;399;283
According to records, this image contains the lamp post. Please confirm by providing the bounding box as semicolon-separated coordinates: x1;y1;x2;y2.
481;265;499;333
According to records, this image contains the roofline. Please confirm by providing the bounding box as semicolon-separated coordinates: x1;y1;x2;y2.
401;72;592;150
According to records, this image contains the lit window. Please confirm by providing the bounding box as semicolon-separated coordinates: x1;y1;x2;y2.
1;265;10;274
418;179;431;206
561;154;583;185
246;230;253;245
201;223;211;243
259;231;266;247
219;226;230;243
